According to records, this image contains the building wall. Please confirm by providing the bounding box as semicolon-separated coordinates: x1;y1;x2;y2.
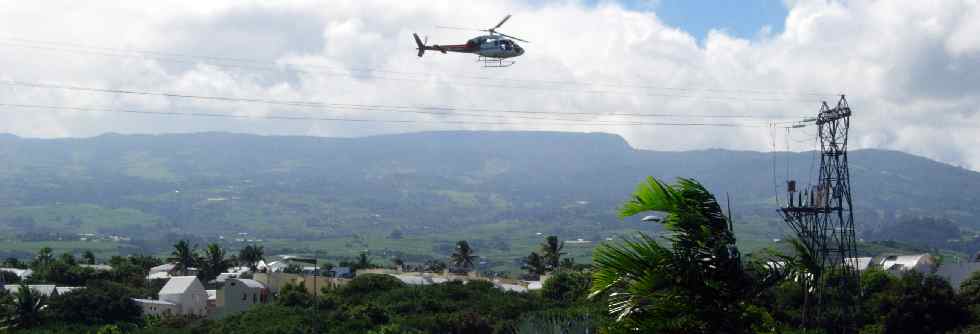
252;272;348;295
135;301;180;317
159;280;209;316
938;262;980;291
217;279;266;317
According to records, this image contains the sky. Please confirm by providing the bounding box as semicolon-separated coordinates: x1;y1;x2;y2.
594;0;788;40
0;0;978;170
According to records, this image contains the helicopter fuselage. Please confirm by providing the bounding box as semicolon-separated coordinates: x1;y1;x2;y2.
420;35;524;59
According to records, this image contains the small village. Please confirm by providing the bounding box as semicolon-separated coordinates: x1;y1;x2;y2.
5;247;980;321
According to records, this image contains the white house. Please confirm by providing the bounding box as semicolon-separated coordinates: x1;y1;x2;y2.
3;284;82;298
0;268;33;280
845;257;874;271
147;263;199;280
132;298;180;316
257;260;289;273
3;284;54;297
879;254;937;273
160;276;209;316
211;266;253;284
938;262;980;291
79;264;113;272
134;276;209;316
214;278;268;318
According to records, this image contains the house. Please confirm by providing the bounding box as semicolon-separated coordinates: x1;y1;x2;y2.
329;267;353;278
257;260;289;273
938;261;980;291
206;289;217;314
879;254;937;273
370;268;544;293
214;278;268;318
147;263;176;280
79;264;113;272
132;298;180;316
845;257;874;271
55;286;81;295
0;268;33;280
3;284;69;297
251;272;347;295
391;274;451;286
212;267;251;283
160;276;210;316
147;263;199;280
134;276;209;316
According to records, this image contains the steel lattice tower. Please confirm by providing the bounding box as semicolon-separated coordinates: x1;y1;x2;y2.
781;95;858;332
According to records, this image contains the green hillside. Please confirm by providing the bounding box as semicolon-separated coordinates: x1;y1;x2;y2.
1;131;978;270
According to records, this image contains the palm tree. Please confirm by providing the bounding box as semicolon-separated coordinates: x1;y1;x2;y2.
591;177;777;333
424;260;447;273
0;287;12;325
450;240;478;272
356;252;372;270
31;247;53;269
560;257;575;270
540;236;565;272
512;313;596;334
168;240;198;276
524;252;546;278
3;284;44;329
321;261;336;274
200;243;232;282
772;237;823;327
82;250;96;265
59;253;76;266
238;244;264;272
2;257;22;268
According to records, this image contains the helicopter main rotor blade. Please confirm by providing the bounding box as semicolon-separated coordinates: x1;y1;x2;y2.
492;14;512;30
435;25;483;32
495;31;529;43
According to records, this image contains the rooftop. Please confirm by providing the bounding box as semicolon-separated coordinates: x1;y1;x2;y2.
235;278;265;289
132;298;177;306
159;276;201;295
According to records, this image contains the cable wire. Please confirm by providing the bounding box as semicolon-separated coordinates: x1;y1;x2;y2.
0;80;808;125
0;103;773;128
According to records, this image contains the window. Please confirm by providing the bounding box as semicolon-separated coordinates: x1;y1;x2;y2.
253;293;257;303
242;293;247;301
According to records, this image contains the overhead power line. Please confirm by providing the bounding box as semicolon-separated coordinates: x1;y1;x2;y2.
0;103;772;128
0;80;807;124
0;37;836;101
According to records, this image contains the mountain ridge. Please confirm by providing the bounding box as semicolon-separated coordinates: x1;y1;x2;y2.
0;131;977;251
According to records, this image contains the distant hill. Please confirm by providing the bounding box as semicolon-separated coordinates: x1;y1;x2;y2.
0;131;978;254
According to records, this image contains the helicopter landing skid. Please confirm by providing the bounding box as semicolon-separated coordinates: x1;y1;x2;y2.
477;56;514;68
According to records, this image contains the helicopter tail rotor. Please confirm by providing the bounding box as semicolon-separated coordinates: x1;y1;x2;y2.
413;33;425;57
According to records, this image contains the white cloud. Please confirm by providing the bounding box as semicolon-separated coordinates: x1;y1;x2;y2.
0;0;978;169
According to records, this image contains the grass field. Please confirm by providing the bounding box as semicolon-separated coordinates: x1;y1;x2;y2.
0;240;122;258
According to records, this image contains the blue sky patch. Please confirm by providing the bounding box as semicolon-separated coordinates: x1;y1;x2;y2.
573;0;788;41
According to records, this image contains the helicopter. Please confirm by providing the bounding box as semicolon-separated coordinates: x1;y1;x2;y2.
413;14;528;67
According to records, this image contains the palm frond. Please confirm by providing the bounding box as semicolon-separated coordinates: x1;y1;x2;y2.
618;176;678;219
590;234;673;320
